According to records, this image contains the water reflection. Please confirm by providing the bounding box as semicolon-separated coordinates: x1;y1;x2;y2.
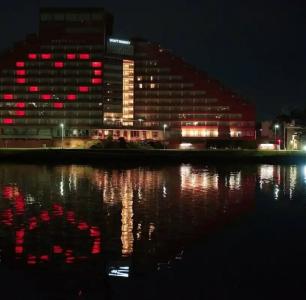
258;165;306;201
0;164;258;275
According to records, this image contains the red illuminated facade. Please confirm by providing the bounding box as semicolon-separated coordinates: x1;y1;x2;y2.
0;7;255;144
0;8;114;139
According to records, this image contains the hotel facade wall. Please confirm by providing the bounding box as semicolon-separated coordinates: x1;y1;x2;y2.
133;40;255;140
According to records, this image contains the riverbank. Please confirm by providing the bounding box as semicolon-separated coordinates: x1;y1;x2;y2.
0;148;306;164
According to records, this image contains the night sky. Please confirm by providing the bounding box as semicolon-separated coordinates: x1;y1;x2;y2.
1;0;306;120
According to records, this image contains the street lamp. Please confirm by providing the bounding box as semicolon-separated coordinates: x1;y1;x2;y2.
274;124;279;140
274;124;279;149
60;123;64;149
163;124;168;149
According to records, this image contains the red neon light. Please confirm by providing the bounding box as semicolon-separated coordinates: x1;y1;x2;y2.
41;94;51;100
78;221;89;230
16;78;26;84
15;246;23;254
66;211;76;224
92;78;102;85
16;70;26;76
53;102;63;109
91;61;102;68
16;102;25;108
28;53;37;60
53;245;63;254
3;118;14;124
3;94;13;100
66;53;76;60
80;53;90;60
15;111;25;116
29;217;37;230
40;211;51;222
41;53;51;59
40;255;49;261
53;203;64;216
66;94;77;101
54;61;64;68
16;61;25;68
93;69;102;76
29;86;39;92
79;86;89;93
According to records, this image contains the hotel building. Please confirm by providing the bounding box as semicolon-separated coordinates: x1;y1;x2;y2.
0;7;255;147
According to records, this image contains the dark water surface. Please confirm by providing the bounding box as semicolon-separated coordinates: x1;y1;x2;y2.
0;163;306;299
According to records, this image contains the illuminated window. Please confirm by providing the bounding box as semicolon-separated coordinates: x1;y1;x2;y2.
41;53;51;59
16;78;26;84
3;94;13;100
16;70;26;76
54;61;64;68
15;102;25;108
41;94;51;100
53;102;63;109
28;53;37;60
137;76;142;81
93;69;102;76
150;83;155;88
139;84;143;89
66;53;76;60
66;94;76;101
29;86;39;92
16;61;25;68
3;118;14;124
91;61;102;68
79;86;89;93
92;78;102;84
80;53;90;60
15;111;25;116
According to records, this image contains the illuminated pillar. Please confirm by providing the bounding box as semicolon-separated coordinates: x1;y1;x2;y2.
122;60;134;126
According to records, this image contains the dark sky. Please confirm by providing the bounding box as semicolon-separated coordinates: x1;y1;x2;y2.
1;0;306;120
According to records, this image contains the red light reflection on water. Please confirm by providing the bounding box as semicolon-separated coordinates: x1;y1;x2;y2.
0;185;102;265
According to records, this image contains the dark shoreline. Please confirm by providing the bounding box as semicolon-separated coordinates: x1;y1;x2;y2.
0;148;305;165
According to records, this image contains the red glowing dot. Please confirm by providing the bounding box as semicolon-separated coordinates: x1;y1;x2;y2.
66;94;77;101
41;53;51;59
28;53;37;60
91;61;102;68
3;118;14;124
16;102;25;108
66;53;76;60
41;94;51;100
78;221;89;230
29;86;39;92
15;246;23;254
79;86;89;93
40;255;49;261
53;102;63;109
16;78;26;84
16;69;26;76
3;94;13;100
92;78;102;85
16;61;25;68
79;53;90;60
53;245;63;254
93;69;102;76
54;61;64;68
15;111;25;116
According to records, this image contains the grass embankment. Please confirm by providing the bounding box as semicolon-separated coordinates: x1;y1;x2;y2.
0;148;305;164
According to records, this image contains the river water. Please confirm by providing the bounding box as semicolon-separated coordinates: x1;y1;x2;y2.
0;163;305;298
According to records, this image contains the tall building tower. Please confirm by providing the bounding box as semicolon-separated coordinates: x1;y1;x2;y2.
0;8;133;145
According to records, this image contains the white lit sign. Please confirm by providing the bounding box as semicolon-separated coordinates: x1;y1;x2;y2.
109;38;131;45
